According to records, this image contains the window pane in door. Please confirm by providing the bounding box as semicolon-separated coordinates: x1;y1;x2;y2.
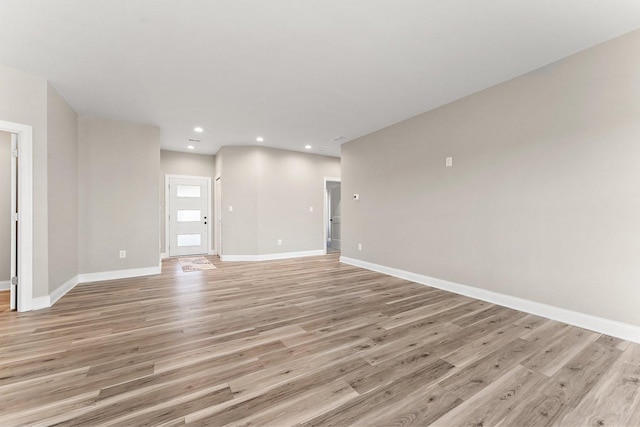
177;185;201;198
177;234;201;247
177;210;201;222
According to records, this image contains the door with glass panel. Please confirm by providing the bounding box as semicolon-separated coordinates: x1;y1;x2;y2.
168;177;209;256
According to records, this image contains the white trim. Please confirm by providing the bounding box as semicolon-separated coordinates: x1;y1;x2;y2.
323;177;341;255
10;133;16;310
78;266;161;284
160;252;168;259
31;296;50;311
0;280;9;291
208;250;217;256
221;249;325;262
214;176;222;257
0;120;33;312
165;174;212;257
49;275;80;306
340;256;640;344
31;266;162;310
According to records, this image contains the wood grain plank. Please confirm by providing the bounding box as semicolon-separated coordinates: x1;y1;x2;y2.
557;342;640;426
540;342;623;407
0;254;636;425
432;364;548;426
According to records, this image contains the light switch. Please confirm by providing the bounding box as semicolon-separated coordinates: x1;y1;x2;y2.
309;206;313;212
228;206;233;212
446;157;453;167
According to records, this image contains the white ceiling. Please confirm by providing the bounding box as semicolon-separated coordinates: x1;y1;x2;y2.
1;1;639;157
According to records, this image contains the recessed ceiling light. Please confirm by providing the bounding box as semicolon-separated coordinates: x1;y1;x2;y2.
194;127;203;133
187;145;195;150
305;145;312;149
256;136;264;142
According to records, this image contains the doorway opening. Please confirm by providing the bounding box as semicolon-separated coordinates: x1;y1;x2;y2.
324;177;341;254
0;120;33;312
165;175;211;257
214;176;221;257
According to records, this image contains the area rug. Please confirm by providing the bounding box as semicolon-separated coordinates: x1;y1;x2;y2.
178;256;217;272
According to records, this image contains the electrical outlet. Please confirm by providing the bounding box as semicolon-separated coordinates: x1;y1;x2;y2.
309;206;313;212
446;157;453;167
277;239;283;246
228;206;233;212
119;250;126;258
357;243;362;251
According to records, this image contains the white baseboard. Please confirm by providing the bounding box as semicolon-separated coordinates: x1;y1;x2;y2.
31;266;162;311
50;275;81;306
78;266;161;284
32;295;50;310
221;249;325;262
0;280;9;291
26;276;80;311
162;251;216;259
340;256;640;344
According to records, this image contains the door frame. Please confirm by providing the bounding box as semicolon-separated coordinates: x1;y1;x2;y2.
323;176;341;255
214;176;221;257
0;120;33;312
164;174;212;257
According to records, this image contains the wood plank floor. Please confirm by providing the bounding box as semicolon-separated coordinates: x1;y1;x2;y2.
1;254;639;426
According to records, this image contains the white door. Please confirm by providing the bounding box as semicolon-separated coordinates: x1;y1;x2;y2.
168;177;209;257
9;133;17;310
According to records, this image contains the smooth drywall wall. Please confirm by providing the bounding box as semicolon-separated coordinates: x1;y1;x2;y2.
0;64;49;297
256;147;340;255
218;146;259;255
79;117;160;274
160;150;216;254
0;131;10;282
342;29;640;327
218;146;340;256
47;83;78;292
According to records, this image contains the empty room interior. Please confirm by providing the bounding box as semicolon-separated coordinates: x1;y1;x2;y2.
2;1;640;425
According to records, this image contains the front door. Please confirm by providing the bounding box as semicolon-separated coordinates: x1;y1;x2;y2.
168;177;209;257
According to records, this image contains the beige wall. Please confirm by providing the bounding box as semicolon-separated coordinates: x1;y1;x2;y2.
256;147;340;254
218;146;259;255
0;64;162;303
0;131;10;282
342;29;640;327
0;65;49;297
47;83;78;292
160;150;216;253
79;117;160;274
219;146;340;256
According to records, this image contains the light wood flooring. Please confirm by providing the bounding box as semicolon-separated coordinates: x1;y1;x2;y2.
1;254;640;426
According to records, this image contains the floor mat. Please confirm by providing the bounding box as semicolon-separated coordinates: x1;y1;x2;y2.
178;256;217;272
